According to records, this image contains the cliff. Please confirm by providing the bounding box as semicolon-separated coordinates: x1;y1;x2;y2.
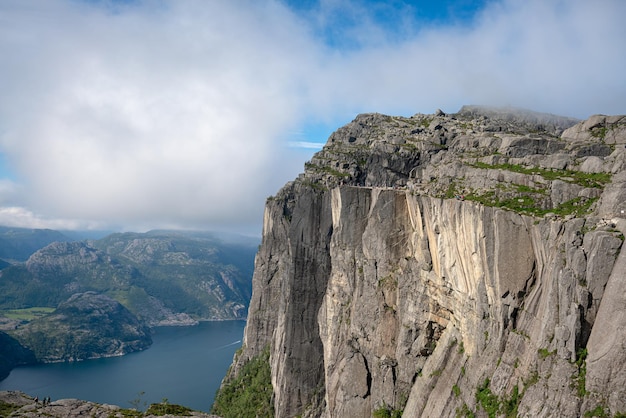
217;107;626;417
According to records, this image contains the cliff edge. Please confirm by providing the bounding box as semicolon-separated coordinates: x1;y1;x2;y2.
216;107;626;417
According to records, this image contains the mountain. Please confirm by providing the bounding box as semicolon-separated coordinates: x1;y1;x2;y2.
12;291;151;362
0;230;256;369
0;332;35;380
214;108;626;417
0;226;71;262
0;230;256;326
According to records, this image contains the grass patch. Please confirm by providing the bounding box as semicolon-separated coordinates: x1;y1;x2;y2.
538;348;557;359
456;402;476;418
145;399;195;416
2;307;55;321
590;126;607;139
584;405;609;417
465;188;598;218
116;408;148;417
373;404;403;418
418;117;434;128
471;376;533;418
470;162;611;188
373;391;408;418
475;379;500;418
0;400;21;416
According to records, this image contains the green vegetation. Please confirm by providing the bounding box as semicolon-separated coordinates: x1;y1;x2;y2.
538;348;556;359
10;292;152;362
418;117;434;128
470;377;532;418
573;348;588;397
145;399;194;416
0;397;201;418
456;402;476;418
378;274;398;289
445;182;459;199
501;385;521;418
584;405;609;418
304;162;350;178
465;187;598;218
475;379;500;418
453;384;461;397
1;307;55;322
0;231;256;324
511;328;530;339
590;126;607;139
372;391;408;417
128;391;147;411
470;162;611;189
115;408;145;418
0;400;21;416
372;394;408;418
373;403;404;418
523;370;539;387
212;347;274;418
301;179;329;192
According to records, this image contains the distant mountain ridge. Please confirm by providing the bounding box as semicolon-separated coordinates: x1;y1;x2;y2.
0;226;71;262
0;229;257;372
0;229;257;324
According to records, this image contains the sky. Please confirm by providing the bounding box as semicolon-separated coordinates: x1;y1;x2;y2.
0;0;624;235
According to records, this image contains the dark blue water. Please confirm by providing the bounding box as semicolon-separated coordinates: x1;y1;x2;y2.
0;320;245;412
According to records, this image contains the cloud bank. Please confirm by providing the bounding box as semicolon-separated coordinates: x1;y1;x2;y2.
0;0;624;232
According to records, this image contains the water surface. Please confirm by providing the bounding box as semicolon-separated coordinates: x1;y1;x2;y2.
0;320;245;412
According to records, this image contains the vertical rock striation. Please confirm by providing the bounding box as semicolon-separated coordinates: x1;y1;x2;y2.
219;107;626;417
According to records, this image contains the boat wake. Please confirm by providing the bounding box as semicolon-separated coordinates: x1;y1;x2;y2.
213;340;242;351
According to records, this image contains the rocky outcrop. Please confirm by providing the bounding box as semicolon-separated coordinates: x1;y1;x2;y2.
0;390;220;417
219;107;626;417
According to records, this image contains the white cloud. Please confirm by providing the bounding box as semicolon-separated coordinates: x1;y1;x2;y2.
0;0;623;232
288;141;325;150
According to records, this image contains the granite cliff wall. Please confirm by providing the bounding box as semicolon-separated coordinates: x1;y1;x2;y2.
220;107;626;417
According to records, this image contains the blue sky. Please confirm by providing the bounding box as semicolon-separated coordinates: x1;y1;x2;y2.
0;0;624;233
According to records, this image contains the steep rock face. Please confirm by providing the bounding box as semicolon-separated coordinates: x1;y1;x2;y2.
222;107;626;417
